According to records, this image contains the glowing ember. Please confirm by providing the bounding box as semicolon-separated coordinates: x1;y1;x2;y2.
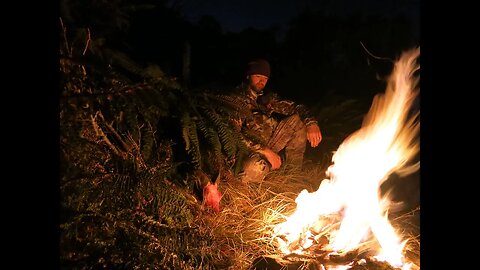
273;48;420;270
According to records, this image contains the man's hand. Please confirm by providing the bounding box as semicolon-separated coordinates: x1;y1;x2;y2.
258;147;282;170
306;124;322;148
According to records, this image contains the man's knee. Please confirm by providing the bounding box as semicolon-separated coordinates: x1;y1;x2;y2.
284;114;306;134
284;114;306;142
284;113;301;125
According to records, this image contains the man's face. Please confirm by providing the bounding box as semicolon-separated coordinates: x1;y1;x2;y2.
248;74;269;93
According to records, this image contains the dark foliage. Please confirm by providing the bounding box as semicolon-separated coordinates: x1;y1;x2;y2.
60;16;252;268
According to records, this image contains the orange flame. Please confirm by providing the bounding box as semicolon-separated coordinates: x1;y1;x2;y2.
273;48;420;270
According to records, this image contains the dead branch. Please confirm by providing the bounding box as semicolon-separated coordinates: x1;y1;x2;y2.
83;28;91;56
360;41;393;62
97;111;132;153
59;17;72;57
91;111;127;159
125;132;148;170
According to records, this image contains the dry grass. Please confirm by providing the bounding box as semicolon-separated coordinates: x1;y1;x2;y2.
200;162;420;269
392;207;421;269
206;164;329;269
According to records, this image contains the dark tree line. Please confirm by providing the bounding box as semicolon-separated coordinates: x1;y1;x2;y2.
61;0;419;105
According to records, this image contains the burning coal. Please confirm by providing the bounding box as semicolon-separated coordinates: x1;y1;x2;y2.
271;48;420;270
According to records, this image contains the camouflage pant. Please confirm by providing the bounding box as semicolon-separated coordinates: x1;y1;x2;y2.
267;113;307;166
239;114;306;182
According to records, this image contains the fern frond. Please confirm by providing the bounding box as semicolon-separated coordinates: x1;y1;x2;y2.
196;115;223;160
104;49;145;77
187;119;202;169
203;93;253;119
180;112;202;169
206;109;237;158
140;124;155;163
180;112;191;151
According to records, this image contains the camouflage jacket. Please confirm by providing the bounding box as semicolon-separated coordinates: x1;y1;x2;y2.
228;82;318;152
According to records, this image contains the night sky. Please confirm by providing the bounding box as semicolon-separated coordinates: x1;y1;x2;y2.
170;0;419;36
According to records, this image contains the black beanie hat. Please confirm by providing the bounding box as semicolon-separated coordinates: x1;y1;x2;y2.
246;59;271;77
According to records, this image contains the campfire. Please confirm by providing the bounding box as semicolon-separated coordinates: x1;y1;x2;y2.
269;48;420;270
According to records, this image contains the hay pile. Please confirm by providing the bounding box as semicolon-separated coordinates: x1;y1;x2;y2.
199;163;420;270
204;164;324;268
